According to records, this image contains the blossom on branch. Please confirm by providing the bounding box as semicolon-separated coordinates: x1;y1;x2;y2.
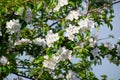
64;24;80;41
53;0;68;12
65;10;81;21
104;42;115;50
45;30;59;47
78;18;95;31
0;56;8;65
14;38;31;46
43;54;59;70
33;37;46;47
43;47;72;70
6;19;21;34
57;47;72;61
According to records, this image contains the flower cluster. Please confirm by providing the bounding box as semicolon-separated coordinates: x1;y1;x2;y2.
57;47;72;61
53;0;68;12
104;42;115;50
45;30;59;47
89;38;97;47
64;24;80;41
0;56;8;65
66;70;80;80
43;54;59;70
65;10;81;21
90;47;100;58
78;18;94;31
14;38;31;46
33;38;46;47
33;30;59;47
6;19;21;34
43;47;72;70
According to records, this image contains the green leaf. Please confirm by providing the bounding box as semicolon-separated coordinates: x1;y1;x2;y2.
37;2;43;10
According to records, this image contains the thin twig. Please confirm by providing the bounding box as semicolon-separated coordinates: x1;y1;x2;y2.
49;21;58;27
112;0;120;5
88;0;120;13
86;0;90;14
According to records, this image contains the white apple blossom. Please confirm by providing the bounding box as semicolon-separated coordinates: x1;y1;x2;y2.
66;70;80;80
0;56;8;65
66;10;81;21
57;47;72;61
45;30;59;47
43;54;59;70
33;38;46;47
53;5;60;12
53;0;68;12
90;47;100;57
104;42;115;50
6;19;21;34
14;38;31;45
43;47;72;69
58;0;68;7
78;18;94;31
89;38;97;47
64;24;80;41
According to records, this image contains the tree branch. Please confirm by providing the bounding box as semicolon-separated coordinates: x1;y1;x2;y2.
88;0;120;14
12;72;34;80
17;66;28;69
112;0;120;5
85;0;90;14
49;21;58;27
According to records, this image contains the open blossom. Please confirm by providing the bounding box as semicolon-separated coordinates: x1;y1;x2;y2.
64;24;80;41
78;18;94;31
53;0;68;12
43;54;59;70
33;38;46;47
57;47;72;61
66;70;80;80
104;42;115;50
66;10;81;21
45;30;59;47
6;19;21;34
14;38;31;45
58;0;68;7
90;47;100;57
0;56;8;65
53;5;60;12
43;47;72;69
89;38;97;47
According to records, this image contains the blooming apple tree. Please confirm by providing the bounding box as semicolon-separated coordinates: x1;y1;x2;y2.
0;0;120;80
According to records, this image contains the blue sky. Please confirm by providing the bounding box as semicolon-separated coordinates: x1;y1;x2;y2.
92;2;120;80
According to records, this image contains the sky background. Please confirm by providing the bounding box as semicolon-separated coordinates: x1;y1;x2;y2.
92;2;120;80
6;1;120;80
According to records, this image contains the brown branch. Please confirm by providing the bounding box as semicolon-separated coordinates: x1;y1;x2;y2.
85;0;90;14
